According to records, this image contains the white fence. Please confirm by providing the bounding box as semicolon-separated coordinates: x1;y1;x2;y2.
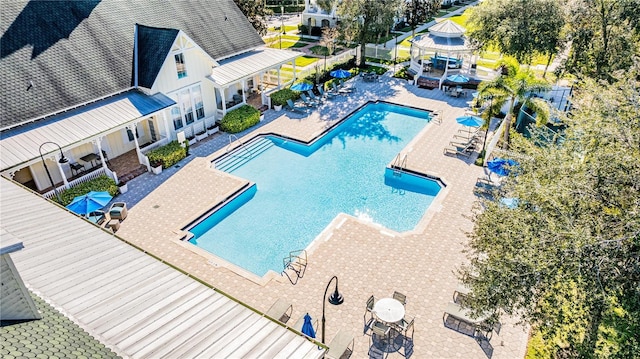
43;167;107;200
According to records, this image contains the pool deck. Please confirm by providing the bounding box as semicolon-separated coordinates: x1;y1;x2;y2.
116;75;528;358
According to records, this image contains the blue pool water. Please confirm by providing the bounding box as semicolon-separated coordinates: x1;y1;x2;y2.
189;102;442;276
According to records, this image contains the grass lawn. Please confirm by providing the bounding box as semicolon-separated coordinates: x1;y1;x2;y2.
309;45;329;55
294;56;319;67
268;25;299;33
448;12;470;27
267;40;309;50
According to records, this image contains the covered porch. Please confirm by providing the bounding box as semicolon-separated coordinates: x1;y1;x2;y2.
207;47;301;116
0;89;175;199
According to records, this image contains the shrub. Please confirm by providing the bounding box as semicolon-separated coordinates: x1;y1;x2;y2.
146;140;187;169
219;105;260;134
58;175;118;206
270;88;298;106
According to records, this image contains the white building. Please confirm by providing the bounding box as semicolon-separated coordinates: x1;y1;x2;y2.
0;0;301;196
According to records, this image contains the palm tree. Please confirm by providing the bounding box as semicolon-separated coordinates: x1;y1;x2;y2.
477;57;551;148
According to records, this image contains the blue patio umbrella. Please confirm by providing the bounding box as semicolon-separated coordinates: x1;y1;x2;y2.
290;82;313;92
446;74;469;83
301;313;316;338
500;197;519;209
487;158;519;177
455;115;483;128
330;69;351;79
66;191;113;216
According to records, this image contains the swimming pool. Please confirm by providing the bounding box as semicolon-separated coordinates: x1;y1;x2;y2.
188;102;442;276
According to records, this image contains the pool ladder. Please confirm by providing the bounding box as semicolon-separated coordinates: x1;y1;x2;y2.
392;153;408;177
282;249;308;285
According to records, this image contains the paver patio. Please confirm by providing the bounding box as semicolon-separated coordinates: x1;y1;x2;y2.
116;74;529;358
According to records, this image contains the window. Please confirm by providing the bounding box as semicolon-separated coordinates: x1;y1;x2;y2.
192;85;205;119
179;90;194;125
175;53;187;79
171;106;183;130
126;127;139;142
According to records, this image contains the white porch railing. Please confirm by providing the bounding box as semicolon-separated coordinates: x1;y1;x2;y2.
42;167;107;200
140;136;170;154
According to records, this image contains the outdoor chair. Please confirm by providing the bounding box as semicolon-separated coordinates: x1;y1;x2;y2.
325;329;355;359
86;210;106;225
286;99;307;114
453;283;471;304
397;316;415;339
371;320;391;351
443;142;476;158
443;301;496;339
265;298;293;324
300;94;318;107
339;79;357;92
364;295;376;332
449;136;479;149
317;85;336;99
306;90;323;104
333;82;353;94
109;202;128;221
393;291;407;306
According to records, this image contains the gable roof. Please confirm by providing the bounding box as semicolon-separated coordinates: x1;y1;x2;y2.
135;25;179;89
0;0;264;128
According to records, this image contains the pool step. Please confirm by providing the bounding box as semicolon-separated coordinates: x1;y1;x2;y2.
214;137;274;173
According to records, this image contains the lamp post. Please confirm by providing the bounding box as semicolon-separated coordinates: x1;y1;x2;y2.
394;31;399;70
321;275;344;344
38;141;69;203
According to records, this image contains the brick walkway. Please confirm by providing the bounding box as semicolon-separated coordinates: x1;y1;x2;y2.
116;74;528;359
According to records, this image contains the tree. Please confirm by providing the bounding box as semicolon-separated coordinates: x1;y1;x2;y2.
233;0;271;36
319;26;339;72
466;0;564;67
459;68;640;357
337;0;402;67
564;0;640;81
476;57;551;148
404;0;440;36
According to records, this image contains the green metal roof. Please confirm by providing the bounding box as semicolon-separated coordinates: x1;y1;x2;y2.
0;292;121;359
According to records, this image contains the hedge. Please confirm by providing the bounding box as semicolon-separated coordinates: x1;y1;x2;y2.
146;140;187;169
219;105;260;133
270;88;299;106
57;175;118;206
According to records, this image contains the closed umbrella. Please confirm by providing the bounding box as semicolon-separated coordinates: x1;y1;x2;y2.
290;82;313;92
446;74;469;83
487;158;519;177
330;69;351;79
301;313;316;339
66;191;113;216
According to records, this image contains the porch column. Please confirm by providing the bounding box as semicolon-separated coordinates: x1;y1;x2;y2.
277;67;281;89
221;89;227;113
93;137;107;170
161;111;171;141
53;154;69;188
241;79;247;103
128;123;143;164
292;61;297;82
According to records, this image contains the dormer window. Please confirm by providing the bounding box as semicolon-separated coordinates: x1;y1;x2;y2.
175;53;187;79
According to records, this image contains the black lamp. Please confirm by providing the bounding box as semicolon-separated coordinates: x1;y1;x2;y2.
321;275;344;343
39;141;69;203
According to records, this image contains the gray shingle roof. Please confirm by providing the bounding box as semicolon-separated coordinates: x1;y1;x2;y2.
0;0;264;129
135;25;179;89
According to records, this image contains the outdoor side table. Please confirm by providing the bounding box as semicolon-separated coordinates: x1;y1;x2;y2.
107;219;120;233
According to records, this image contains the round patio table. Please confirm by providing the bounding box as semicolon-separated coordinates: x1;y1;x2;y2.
373;298;405;324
